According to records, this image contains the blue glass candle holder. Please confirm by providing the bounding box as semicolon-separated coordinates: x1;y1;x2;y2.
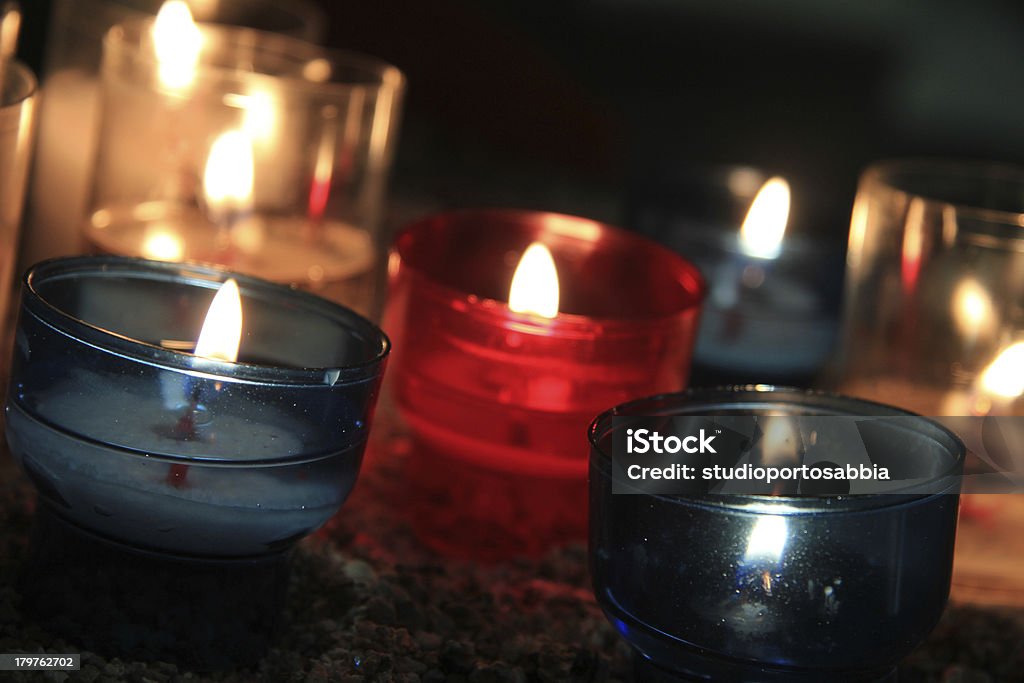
589;387;964;682
5;256;388;666
627;165;845;387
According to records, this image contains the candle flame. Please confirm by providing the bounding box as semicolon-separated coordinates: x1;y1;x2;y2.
508;242;559;318
739;177;790;259
153;0;202;91
744;515;788;563
979;343;1024;400
203;130;254;219
141;228;185;261
952;277;994;336
195;279;243;362
236;90;274;143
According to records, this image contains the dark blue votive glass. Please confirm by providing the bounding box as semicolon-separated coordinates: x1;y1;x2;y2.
589;387;964;683
5;256;389;667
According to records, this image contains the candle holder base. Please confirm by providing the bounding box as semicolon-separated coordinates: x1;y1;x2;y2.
632;651;898;683
404;438;587;561
20;502;291;670
614;602;897;683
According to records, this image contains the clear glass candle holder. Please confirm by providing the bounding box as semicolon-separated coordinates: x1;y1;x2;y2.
80;17;404;317
22;0;326;270
0;61;37;331
589;387;964;682
5;256;388;665
834;159;1024;606
381;209;705;559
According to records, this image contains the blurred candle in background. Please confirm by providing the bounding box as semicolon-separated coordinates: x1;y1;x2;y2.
21;0;326;270
835;159;1024;607
627;165;843;387
80;13;404;317
0;17;36;331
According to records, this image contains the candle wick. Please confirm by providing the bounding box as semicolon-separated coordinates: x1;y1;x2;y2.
166;385;204;488
167;462;190;488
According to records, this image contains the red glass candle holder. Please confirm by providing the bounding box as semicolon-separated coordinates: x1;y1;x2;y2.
382;209;705;558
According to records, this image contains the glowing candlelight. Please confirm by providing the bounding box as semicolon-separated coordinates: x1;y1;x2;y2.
141;228;185;262
940;342;1024;417
239;90;276;143
952;277;994;337
203;130;255;225
168;277;243;482
508;242;559;319
744;515;788;563
153;1;202;92
739;177;790;260
195;278;243;363
979;342;1024;401
6;257;389;666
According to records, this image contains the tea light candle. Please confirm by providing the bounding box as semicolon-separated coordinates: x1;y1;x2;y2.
693;178;837;383
21;0;329;268
6;256;388;666
86;130;376;314
589;387;964;682
631;171;841;385
6;256;389;557
382;209;705;558
80;11;404;316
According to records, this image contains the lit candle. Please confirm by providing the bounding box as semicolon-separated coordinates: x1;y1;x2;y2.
951;276;997;352
631;174;832;385
6;255;389;666
382;209;705;558
80;10;403;317
162;278;242;485
6;256;389;558
87;120;375;311
938;342;1024;418
589;387;964;682
692;176;834;383
22;0;331;269
153;0;202;94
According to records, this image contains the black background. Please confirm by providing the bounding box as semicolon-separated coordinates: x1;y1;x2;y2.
17;0;1024;248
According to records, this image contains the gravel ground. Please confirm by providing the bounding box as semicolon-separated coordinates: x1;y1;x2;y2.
1;438;1023;682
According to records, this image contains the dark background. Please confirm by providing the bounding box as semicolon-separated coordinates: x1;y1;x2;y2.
17;0;1024;244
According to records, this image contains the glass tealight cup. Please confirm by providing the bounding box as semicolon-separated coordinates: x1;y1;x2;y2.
589;386;964;682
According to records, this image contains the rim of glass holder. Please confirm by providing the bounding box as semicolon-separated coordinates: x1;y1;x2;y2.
863;158;1024;234
391;208;708;337
105;17;405;97
1;61;37;110
23;256;391;387
53;0;326;43
55;0;323;43
588;384;966;512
